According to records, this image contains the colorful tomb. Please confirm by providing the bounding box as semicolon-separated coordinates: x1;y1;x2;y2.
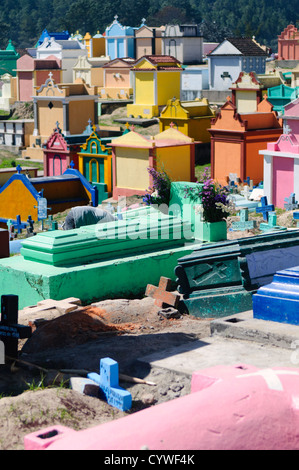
267;84;299;115
0;40;19;77
23;75;98;161
207;37;267;91
278;24;299;61
260;97;299;208
135;21;164;59
126;55;182;119
0;166;98;227
78;126;113;202
99;58;134;100
16;53;62;102
105;16;135;61
159;97;215;143
210;95;282;186
110;126;195;198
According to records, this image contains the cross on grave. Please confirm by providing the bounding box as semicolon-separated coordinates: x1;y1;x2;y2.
284;193;298;211
256;196;275;221
259;211;286;232
87;357;132;411
16;164;22;174
26;215;35;237
145;276;180;308
13;215;27;234
231;208;256;231
6;219;16;240
0;295;32;360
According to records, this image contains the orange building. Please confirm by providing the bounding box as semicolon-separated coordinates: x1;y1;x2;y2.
209;96;283;186
278;24;299;60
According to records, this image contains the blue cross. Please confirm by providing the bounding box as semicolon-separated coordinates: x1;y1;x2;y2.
69;160;75;169
256;196;274;221
13;215;27;234
16;165;22;174
87;357;132;411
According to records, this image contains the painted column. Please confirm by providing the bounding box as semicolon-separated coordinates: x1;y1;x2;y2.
62;100;70;136
293;157;299;199
33;98;39;136
262;153;273;204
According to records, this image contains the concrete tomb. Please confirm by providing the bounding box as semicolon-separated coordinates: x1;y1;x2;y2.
253;265;299;325
24;363;299;450
0;182;203;309
175;229;299;318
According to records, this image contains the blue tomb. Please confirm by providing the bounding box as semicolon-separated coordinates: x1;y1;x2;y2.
253;266;299;325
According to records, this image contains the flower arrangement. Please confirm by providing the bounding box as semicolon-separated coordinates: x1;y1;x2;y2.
143;167;172;206
184;167;233;223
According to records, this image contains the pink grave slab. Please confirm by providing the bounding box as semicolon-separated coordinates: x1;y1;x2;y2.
24;364;299;450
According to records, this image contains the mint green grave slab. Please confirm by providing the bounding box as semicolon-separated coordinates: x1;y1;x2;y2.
0;181;206;309
0;212;200;309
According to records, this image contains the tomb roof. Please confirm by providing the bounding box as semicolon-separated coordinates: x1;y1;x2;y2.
209;37;268;56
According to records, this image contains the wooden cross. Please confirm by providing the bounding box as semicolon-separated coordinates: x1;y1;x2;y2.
256;196;275;221
145;276;180;308
0;295;32;360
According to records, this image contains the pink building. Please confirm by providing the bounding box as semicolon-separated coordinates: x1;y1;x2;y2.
278;24;299;60
260;97;299;208
16;54;62;102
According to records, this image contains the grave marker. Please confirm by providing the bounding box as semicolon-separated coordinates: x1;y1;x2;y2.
260;211;286;232
145;276;180;308
284;193;298;211
294;211;299;227
87;357;132;411
256;196;275;221
13;215;27;234
0;295;31;359
231;209;256;231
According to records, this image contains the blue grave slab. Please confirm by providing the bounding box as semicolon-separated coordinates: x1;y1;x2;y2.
253;266;299;325
87;357;132;411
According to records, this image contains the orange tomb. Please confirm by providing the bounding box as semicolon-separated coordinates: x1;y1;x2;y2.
209;96;283;186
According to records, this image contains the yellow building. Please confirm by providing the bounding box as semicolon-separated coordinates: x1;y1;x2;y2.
83;32;106;58
159;97;216;143
126;55;182;119
22;75;98;161
110;126;196;198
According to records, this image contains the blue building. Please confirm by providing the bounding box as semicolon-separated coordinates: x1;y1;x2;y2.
207;38;268;91
37;29;70;46
105;15;135;60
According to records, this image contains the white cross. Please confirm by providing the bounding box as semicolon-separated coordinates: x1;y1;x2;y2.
237;368;299;391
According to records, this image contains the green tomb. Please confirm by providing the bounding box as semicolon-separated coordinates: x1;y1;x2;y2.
175;229;299;318
0;182;206;309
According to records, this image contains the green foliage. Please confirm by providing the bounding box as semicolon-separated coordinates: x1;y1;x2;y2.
0;0;298;50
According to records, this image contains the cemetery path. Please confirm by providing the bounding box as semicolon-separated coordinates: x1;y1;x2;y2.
0;297;211;450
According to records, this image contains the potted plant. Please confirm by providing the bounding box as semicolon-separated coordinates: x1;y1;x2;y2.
184;167;233;242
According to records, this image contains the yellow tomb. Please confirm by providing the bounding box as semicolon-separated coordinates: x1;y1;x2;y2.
159;97;216;143
110;125;196;198
126;55;182;119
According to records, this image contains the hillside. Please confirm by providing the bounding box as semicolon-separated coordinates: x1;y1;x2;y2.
0;0;297;52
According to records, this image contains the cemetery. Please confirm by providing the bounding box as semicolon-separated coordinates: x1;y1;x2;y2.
1;13;299;451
